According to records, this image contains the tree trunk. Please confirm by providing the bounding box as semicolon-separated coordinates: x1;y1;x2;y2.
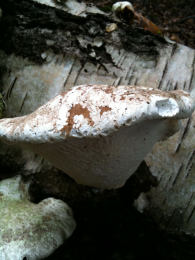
0;0;194;237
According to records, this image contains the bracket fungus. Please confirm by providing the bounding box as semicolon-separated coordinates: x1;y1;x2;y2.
0;85;194;189
0;175;76;260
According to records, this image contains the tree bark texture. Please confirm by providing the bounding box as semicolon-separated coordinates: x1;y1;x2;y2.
0;0;194;236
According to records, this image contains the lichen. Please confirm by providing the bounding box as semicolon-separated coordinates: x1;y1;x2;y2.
0;176;76;260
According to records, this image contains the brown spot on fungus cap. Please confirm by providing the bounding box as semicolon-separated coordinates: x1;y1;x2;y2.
99;106;112;116
61;104;94;135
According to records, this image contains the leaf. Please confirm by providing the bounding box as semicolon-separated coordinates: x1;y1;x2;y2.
134;12;163;35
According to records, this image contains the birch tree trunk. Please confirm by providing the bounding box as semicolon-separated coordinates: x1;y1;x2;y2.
0;0;194;237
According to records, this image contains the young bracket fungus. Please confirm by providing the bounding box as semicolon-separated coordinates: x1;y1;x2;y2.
0;175;76;260
112;1;135;13
0;85;194;189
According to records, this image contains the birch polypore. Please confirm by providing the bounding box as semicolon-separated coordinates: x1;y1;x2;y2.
0;85;194;189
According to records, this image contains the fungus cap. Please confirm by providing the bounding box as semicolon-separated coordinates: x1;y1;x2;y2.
0;85;194;189
112;1;134;13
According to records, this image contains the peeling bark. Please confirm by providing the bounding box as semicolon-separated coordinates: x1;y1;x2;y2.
0;0;194;236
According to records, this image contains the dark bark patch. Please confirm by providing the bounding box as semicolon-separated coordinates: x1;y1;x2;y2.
0;0;165;65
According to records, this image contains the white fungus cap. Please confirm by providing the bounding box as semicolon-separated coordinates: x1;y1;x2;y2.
0;85;194;189
112;1;135;13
